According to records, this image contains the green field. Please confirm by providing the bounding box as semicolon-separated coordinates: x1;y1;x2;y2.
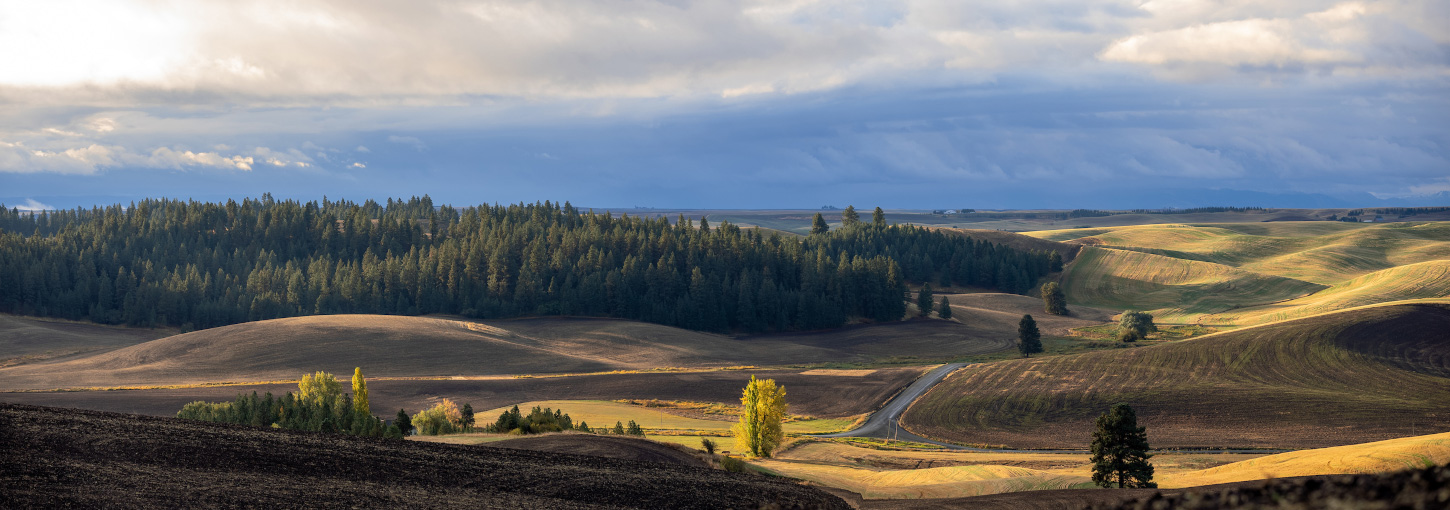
902;303;1450;450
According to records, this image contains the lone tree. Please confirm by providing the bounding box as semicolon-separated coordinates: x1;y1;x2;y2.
872;207;886;227
460;403;475;432
733;375;787;458
1018;314;1042;357
1118;311;1156;342
811;213;829;235
351;367;369;416
841;205;861;227
917;284;935;317
1090;403;1156;488
937;296;952;320
1041;282;1068;316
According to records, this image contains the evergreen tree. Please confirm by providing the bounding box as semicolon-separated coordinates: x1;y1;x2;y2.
1041;282;1068;316
626;420;644;436
937;296;952;319
810;213;829;235
1049;252;1064;272
916;284;934;317
395;409;413;436
575;420;592;433
612;421;626;434
732;375;787;458
1017;314;1042;357
351;367;369;416
872;207;886;227
841;206;860;227
1090;403;1156;488
701;437;717;455
461;403;475;432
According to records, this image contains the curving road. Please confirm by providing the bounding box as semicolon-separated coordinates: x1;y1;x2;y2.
812;362;977;450
812;362;1291;454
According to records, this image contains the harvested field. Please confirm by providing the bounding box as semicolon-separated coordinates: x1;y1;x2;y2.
484;434;712;468
903;303;1450;449
0;366;925;419
0;314;1010;391
1159;431;1450;488
751;459;1094;499
0;313;170;366
773;441;1263;476
0;403;849;509
473;400;853;434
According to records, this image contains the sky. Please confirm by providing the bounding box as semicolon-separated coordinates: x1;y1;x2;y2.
0;0;1447;210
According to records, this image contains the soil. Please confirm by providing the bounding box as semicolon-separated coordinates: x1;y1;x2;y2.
0;403;849;509
485;434;711;468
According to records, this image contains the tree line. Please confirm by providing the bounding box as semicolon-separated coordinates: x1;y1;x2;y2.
177;369;401;438
0;196;1053;334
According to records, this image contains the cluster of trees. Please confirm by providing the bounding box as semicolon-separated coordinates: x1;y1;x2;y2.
1131;206;1265;215
483;404;594;435
0;196;1054;334
1374;206;1450;217
176;368;402;438
411;399;477;435
733;375;788;458
1117;311;1156;342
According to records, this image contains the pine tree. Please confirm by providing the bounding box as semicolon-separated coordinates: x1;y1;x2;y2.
1018;314;1042;357
841;206;860;227
810;213;829;235
916;284;934;317
1090;403;1156;488
872;207;886;227
461;403;475;432
626;420;644;436
937;296;952;319
1049;252;1064;272
612;421;626;434
732;375;787;458
576;420;592;433
1041;282;1068;316
395;409;413;436
351;367;369;416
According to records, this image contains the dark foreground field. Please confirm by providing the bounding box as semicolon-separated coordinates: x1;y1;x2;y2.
0;404;848;509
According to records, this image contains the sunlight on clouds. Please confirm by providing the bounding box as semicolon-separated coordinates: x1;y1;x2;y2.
0;0;191;86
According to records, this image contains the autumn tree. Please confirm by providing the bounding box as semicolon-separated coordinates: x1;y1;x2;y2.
1090;403;1156;488
351;367;369;416
937;296;952;319
733;375;787;458
917;284;934;317
811;213;829;235
1041;282;1068;316
1018;314;1042;357
298;371;341;405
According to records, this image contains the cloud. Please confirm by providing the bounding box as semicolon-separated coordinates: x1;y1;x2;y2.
350;162;366;168
0;141;256;173
11;198;55;211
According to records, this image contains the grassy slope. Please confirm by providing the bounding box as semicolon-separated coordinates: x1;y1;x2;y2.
1060;246;1325;322
750;460;1094;500
902;303;1450;449
1160;431;1450;488
474;399;854;434
1045;222;1450;324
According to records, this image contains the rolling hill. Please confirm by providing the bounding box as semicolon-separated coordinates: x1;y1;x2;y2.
901;303;1450;449
0;313;1014;391
1041;222;1450;325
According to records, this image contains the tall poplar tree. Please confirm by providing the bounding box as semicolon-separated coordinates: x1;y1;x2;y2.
732;375;787;458
1090;403;1156;488
351;367;369;416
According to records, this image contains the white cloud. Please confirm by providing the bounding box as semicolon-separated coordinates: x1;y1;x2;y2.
0;140;259;173
13;198;54;211
351;162;366;168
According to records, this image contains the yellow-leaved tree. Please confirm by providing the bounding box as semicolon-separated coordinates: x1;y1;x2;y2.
298;371;341;405
351;367;369;415
732;375;787;458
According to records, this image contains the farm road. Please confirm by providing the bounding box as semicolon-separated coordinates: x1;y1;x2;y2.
813;362;1291;455
813;362;977;450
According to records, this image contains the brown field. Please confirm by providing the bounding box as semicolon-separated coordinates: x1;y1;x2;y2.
485;434;713;468
4;403;848;509
0;304;1044;391
0;313;172;367
903;303;1450;450
0;366;925;419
